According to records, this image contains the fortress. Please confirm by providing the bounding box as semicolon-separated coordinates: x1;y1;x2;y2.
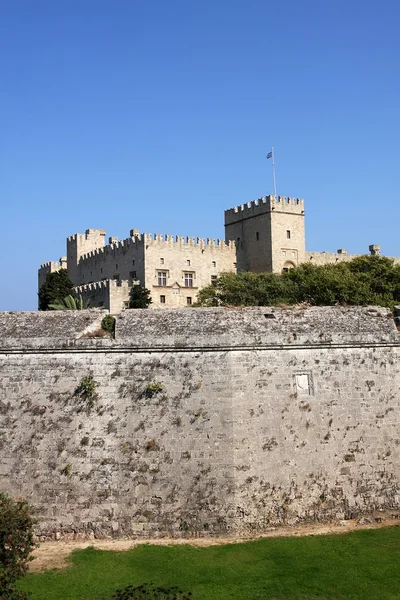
39;195;400;312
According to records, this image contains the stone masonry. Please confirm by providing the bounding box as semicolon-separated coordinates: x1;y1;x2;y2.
1;307;400;539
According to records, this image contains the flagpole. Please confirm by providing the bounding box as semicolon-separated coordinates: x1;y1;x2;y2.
271;146;277;200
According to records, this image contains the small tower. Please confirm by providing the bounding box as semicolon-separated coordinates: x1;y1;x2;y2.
224;195;306;273
67;229;106;285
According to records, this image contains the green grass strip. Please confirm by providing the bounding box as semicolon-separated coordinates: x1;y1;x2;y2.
21;526;400;600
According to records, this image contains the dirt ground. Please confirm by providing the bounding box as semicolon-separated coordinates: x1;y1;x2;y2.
30;514;400;572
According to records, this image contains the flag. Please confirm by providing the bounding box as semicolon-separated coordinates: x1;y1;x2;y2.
266;151;273;159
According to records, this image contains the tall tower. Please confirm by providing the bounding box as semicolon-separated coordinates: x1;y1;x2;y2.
224;195;305;273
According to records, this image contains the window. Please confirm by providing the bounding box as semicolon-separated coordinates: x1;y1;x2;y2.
132;259;135;266
233;262;237;268
282;251;286;256
292;251;296;257
130;270;136;280
187;259;191;266
158;271;167;286
287;230;291;239
90;271;92;277
116;264;118;270
211;275;217;286
256;232;259;241
184;273;193;287
187;297;192;305
100;268;103;274
160;295;166;304
212;260;216;267
160;258;164;264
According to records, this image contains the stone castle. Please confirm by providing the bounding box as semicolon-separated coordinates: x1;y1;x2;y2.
39;195;400;313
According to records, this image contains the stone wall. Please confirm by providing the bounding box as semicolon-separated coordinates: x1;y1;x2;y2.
0;307;399;539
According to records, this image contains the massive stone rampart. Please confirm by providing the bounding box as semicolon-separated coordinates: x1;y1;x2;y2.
0;307;399;539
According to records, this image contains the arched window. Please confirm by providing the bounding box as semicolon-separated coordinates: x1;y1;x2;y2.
282;261;296;273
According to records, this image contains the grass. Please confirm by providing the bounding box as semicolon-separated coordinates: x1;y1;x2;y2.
21;526;400;600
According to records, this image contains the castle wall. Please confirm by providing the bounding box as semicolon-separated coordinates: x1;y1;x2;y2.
73;234;146;290
75;280;132;314
143;235;236;308
306;251;400;267
1;307;399;539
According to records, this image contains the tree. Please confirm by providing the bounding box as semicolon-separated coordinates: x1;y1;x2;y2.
0;493;36;599
48;294;85;311
38;269;75;311
129;284;152;309
194;256;400;309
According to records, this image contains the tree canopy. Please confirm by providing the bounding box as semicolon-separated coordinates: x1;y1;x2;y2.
195;256;400;310
129;284;152;308
38;269;75;311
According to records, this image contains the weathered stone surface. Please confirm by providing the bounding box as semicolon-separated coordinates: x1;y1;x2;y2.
0;307;399;539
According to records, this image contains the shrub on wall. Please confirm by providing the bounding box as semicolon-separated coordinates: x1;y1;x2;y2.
101;315;116;334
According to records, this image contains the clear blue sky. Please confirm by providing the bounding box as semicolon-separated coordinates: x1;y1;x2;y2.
1;0;399;311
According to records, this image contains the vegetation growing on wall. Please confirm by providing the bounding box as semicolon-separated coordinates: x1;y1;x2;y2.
38;269;75;311
195;256;400;309
74;375;99;410
101;315;116;334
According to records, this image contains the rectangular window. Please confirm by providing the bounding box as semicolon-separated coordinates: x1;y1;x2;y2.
211;275;217;286
187;259;191;266
116;264;118;270
256;232;259;241
100;268;103;274
287;230;291;239
282;251;286;256
160;258;164;264
212;260;216;267
158;271;167;286
187;297;192;305
184;273;193;287
160;295;166;304
132;259;135;266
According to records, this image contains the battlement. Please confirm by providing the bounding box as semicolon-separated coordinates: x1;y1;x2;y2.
224;195;304;225
75;279;132;294
77;230;235;266
143;232;236;250
80;236;141;262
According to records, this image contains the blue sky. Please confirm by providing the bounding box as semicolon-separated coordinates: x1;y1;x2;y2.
1;0;399;310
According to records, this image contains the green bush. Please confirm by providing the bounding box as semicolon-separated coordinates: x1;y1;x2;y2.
75;375;98;409
195;255;400;310
101;315;116;334
0;493;36;599
144;382;164;398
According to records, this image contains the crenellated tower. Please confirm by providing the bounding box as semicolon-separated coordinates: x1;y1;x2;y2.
224;195;305;273
66;229;106;285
